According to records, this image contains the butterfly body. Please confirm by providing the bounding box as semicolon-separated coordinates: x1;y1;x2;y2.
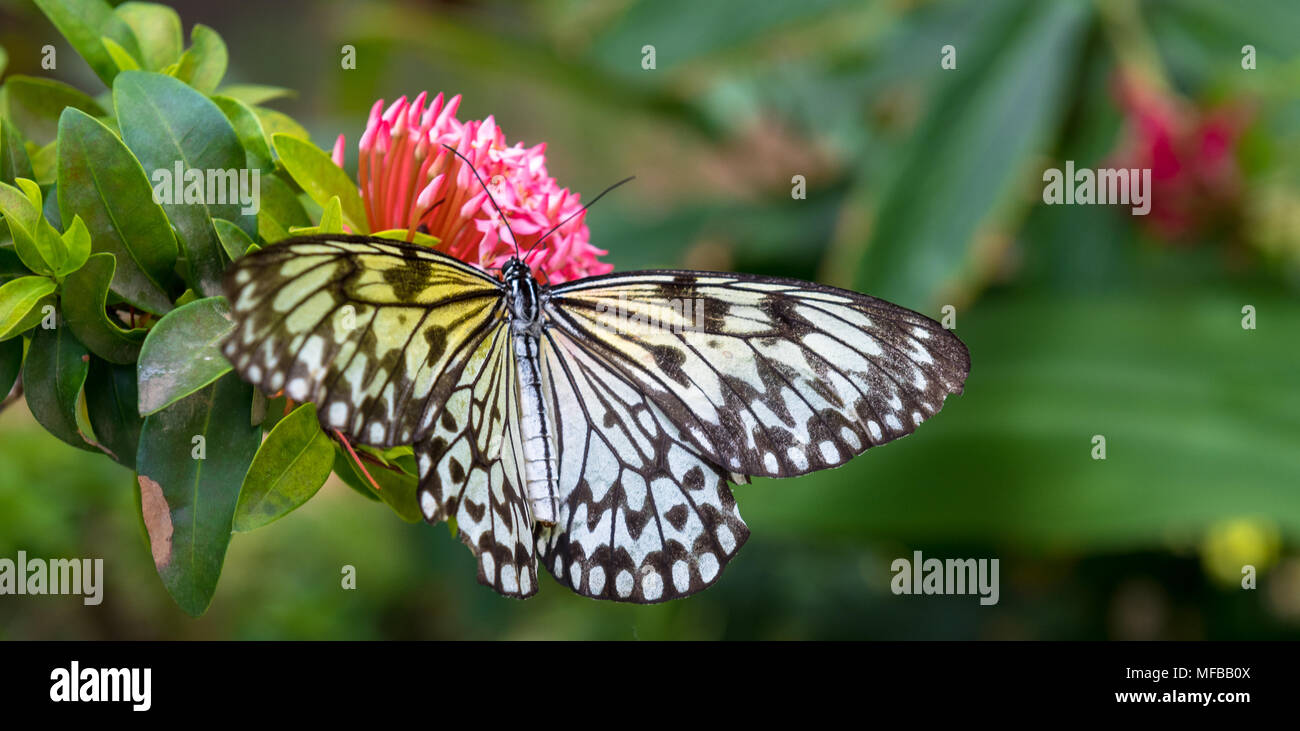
502;257;561;525
222;234;970;603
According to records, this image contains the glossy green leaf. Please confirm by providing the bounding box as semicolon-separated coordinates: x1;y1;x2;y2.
291;195;343;236
32;0;143;86
23;318;95;451
101;36;141;72
56;106;177;313
0;181;61;277
0;119;34;186
135;372;260;616
61;253;148;363
0;276;55;340
273;134;368;234
113;71;249;296
59;215;91;276
233;403;335;532
25;140;58;185
256;172;310;244
173;24;227;95
85;355;142;468
213;218;255;260
0;335;21;397
372;229;439;246
211;95;273;171
331;448;381;503
214;84;295;106
136;296;233;416
113;2;182;72
2;76;105;149
850;0;1090;308
0;43;6;78
256;108;311;145
333;445;422;522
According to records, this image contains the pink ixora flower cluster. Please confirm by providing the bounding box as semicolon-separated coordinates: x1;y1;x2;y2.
332;92;612;283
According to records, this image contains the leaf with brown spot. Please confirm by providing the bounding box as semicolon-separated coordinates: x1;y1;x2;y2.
135;372;260;616
138;475;173;569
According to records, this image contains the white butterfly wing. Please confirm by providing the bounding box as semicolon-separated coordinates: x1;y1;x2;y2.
545;271;970;478
416;323;538;599
534;326;749;603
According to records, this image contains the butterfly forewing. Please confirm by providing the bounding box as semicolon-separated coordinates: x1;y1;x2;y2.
222;234;504;448
545;271;970;478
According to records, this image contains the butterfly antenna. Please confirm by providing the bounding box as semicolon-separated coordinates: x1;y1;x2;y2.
524;176;635;265
441;144;520;258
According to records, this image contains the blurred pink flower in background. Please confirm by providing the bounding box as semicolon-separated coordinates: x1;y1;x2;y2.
1109;74;1250;242
334;92;611;282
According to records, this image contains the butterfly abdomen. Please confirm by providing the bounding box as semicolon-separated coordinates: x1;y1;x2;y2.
513;331;559;525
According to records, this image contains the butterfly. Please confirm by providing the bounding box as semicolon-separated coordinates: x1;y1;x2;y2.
220;158;969;603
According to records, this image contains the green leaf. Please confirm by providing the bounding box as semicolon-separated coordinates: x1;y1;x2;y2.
32;0;143;86
59;214;91;275
0;335;21;397
113;71;250;296
333;445;422;522
136;295;233;416
330;448;381;502
850;0;1091;308
291;195;343;235
0;180;63;277
211;95;273;170
273;134;368;234
25;140;58;185
213;218;255;261
23;318;95;451
56;106;177;313
61;253;148;363
113;2;183;72
1;75;105;147
135;371;260;616
173;24;227;95
0;118;35;185
0;43;7;78
256;108;311;145
214;84;295;106
85;355;143;468
372;229;440;247
0;276;54;340
101;36;141;72
0;248;28;279
233;403;335;532
256;172;310;244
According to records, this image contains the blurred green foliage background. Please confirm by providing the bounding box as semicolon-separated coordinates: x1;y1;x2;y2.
1;0;1299;639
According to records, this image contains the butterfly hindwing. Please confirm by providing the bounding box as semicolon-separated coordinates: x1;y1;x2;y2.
535;327;749;603
416;324;537;598
545;271;970;479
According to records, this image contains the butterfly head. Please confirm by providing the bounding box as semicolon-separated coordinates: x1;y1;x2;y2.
503;257;543;332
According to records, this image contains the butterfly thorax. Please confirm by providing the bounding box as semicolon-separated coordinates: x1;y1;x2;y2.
503;258;544;337
501;257;559;525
